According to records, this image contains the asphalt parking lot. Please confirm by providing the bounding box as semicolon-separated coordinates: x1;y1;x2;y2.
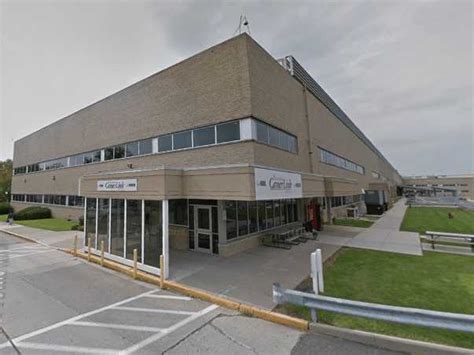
0;231;402;354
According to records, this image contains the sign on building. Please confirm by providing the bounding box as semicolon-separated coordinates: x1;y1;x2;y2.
97;179;138;192
254;168;302;200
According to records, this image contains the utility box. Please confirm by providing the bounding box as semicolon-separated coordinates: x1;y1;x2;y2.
365;190;385;215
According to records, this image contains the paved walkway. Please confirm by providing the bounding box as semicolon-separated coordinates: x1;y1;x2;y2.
347;199;423;256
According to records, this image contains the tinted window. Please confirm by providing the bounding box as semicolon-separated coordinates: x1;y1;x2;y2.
105;148;114;161
193;126;215;147
256;121;268;143
217;121;240;143
114;145;125;159
126;142;139;157
93;151;101;162
140;138;153;155
173;131;192;150
158;134;172;152
169;199;188;225
84;153;93;164
268;126;279;146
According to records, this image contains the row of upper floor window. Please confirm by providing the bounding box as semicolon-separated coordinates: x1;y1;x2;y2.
13;118;298;175
412;183;469;187
319;147;365;175
12;194;84;207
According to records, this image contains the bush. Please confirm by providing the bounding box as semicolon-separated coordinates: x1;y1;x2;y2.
13;207;51;221
71;224;84;231
0;202;11;215
78;215;84;226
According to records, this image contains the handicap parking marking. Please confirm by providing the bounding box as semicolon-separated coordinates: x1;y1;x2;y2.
0;287;220;354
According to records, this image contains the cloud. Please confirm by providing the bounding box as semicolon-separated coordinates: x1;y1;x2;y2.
1;0;472;175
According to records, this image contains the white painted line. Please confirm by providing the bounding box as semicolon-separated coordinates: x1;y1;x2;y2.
113;306;196;316
144;294;192;301
120;304;219;355
9;250;55;259
17;342;118;354
0;289;156;350
71;321;165;332
0;245;49;252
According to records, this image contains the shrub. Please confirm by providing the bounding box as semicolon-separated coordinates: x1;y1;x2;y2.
0;202;11;215
78;215;84;226
13;207;51;221
71;224;84;231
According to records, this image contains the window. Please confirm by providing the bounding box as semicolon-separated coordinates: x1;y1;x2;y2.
169;199;188;225
144;200;162;267
256;121;269;144
105;148;114;161
14;166;26;175
68;196;84;207
265;200;274;229
93;150;101;162
320;147;364;175
237;201;249;236
114;145;125;159
84;152;93;164
254;120;297;153
85;198;97;248
126;142;139;157
126;200;142;260
173;130;192;150
193;126;215;147
248;201;258;234
110;199;124;257
217;121;240;143
225;201;237;240
257;201;266;231
12;194;25;202
97;199;109;252
139;139;153;155
158;134;172;152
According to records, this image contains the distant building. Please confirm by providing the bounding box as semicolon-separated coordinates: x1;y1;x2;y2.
11;34;401;274
403;175;474;200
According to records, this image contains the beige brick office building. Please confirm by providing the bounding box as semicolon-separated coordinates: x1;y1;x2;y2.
11;34;401;275
403;175;474;200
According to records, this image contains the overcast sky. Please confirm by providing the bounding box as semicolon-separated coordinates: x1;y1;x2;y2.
1;0;472;176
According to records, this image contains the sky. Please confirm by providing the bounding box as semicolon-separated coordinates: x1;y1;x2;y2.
0;0;472;176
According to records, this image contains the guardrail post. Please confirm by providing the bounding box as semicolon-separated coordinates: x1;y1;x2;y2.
316;249;324;293
87;237;91;262
100;241;104;266
160;254;165;288
73;234;78;257
310;251;318;322
133;249;138;279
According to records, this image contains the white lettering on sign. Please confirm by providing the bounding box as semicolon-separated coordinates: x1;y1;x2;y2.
254;168;302;200
97;179;137;192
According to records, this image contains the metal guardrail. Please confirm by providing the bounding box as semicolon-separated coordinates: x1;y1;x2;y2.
273;284;474;333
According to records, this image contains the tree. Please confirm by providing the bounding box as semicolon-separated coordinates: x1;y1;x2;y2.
0;159;13;202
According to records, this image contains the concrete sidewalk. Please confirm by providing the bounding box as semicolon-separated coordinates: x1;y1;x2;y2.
347;199;423;255
0;222;80;249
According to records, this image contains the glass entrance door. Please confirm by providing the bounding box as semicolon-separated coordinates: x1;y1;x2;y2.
194;206;213;253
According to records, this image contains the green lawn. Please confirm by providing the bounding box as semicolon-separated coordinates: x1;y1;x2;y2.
281;249;474;349
0;215;6;222
333;218;374;228
400;207;474;234
13;218;77;231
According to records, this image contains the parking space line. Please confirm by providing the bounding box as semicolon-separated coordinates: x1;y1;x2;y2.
121;304;219;355
113;306;197;316
71;321;165;332
17;342;118;354
0;289;157;350
144;294;192;301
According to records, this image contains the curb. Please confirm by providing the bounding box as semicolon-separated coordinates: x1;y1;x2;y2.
310;323;472;354
63;248;309;331
0;227;49;247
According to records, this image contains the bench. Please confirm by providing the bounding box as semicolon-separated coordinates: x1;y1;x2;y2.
424;231;474;251
261;226;318;249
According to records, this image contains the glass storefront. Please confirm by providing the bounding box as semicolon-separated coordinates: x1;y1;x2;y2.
97;198;109;252
126;200;142;260
144;200;162;267
111;199;125;257
85;198;96;248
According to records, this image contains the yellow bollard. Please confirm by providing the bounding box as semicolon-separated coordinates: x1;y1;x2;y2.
160;254;165;288
87;237;91;262
73;235;78;257
100;240;104;266
133;249;138;279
